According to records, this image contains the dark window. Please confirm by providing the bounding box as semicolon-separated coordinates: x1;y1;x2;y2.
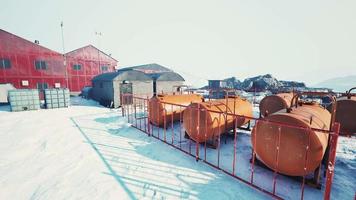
73;64;81;70
37;82;48;90
100;82;103;88
35;60;47;70
101;66;108;71
0;58;11;69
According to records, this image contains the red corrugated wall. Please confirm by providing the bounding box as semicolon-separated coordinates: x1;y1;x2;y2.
0;29;117;92
66;45;117;92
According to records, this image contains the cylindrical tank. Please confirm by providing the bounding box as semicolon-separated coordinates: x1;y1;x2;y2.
259;93;294;117
252;102;330;176
334;95;356;135
148;93;204;126
183;97;253;143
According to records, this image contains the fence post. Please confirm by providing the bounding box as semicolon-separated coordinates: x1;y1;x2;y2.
324;122;340;200
250;120;258;184
196;103;200;161
171;104;174;145
147;97;151;136
121;94;125;117
232;116;238;175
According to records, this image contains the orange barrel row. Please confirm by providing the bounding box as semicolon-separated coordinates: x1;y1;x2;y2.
252;102;330;176
259;92;294;117
183;97;253;143
334;89;356;135
148;94;204;126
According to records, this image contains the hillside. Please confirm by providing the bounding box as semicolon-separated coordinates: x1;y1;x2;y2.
314;75;356;92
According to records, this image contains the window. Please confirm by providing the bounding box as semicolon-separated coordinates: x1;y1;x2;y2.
101;66;109;71
21;80;29;86
0;58;11;69
37;82;48;90
100;82;103;88
72;64;81;70
35;60;47;70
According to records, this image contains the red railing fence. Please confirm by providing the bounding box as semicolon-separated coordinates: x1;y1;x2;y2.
120;94;341;200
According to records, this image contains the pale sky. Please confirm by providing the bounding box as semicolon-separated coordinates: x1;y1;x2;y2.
1;0;355;87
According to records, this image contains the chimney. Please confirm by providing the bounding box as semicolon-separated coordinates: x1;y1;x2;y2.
34;40;39;44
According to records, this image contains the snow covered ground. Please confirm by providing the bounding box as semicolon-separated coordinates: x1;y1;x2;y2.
0;97;354;199
0;97;267;200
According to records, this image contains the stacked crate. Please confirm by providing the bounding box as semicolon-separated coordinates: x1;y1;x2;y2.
44;89;70;109
8;89;41;112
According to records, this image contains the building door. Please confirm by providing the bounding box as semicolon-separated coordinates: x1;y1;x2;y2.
120;82;133;105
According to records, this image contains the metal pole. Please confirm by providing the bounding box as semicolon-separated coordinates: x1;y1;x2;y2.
171;104;174;144
196;103;200;161
233;116;238;175
95;31;102;74
324;123;340;200
146;96;151;136
60;21;69;89
179;106;182;148
273;126;281;195
301;128;312;200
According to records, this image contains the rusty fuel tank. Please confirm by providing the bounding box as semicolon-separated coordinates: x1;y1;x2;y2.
148;93;204;126
183;96;253;143
259;93;294;117
334;88;356;135
252;102;330;176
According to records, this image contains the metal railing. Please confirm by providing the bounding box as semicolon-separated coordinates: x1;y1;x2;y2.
120;94;341;200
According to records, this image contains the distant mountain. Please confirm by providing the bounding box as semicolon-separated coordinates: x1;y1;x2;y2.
314;75;356;92
201;74;307;92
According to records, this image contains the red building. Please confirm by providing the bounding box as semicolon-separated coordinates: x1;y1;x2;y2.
66;45;117;92
0;29;117;92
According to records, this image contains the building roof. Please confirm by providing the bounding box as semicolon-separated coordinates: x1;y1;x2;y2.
117;63;184;81
118;63;172;74
149;72;185;81
0;29;61;55
92;70;152;82
65;45;118;62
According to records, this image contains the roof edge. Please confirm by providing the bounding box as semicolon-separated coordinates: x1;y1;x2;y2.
65;44;118;62
0;29;62;55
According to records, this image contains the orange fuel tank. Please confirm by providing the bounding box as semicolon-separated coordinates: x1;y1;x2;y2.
183;97;253;143
259;93;294;117
334;95;356;135
252;102;330;176
148;94;204;126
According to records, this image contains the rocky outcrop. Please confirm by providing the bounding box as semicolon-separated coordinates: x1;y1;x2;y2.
223;77;242;89
241;74;282;91
279;80;306;88
202;74;308;92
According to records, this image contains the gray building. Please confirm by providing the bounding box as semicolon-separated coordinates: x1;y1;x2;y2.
91;63;185;107
208;80;231;99
150;72;185;95
92;70;153;107
208;80;228;89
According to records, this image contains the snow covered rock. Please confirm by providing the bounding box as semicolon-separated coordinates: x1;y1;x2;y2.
241;74;281;91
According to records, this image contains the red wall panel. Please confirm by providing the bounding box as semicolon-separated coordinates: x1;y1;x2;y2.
0;30;117;92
